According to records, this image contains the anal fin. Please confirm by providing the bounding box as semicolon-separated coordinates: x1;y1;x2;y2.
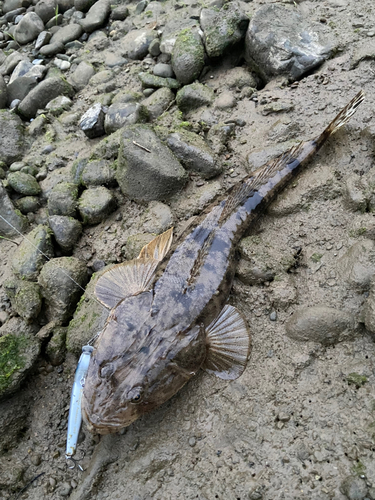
203;305;251;380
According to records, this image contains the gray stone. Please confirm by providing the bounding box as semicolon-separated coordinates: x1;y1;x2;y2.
153;63;174;78
336;240;375;291
200;2;249;58
74;0;96;12
344;174;367;212
7;172;41;196
18;76;74;119
35;30;52;49
141;201;172;234
340;476;368;500
78;186;116;224
0;111;25;165
0;51;27;76
223;66;257;89
0;182;28;237
141;87;174;121
46;95;72;116
48;215;82;253
49;23;83;45
117;124;187;201
245;4;334;81
47;182;78;216
121;29;157;60
69;60;95;90
16;196;40;214
39;41;65;57
57;0;74;12
166;129;221;179
111;5;128;21
80;0;111;33
3;0;25;13
4;278;42;321
38;257;88;323
35;0;57;23
285;306;358;345
148;38;160;57
138;72;180;89
9;60;32;83
0;321;40;400
171;27;205;85
46;326;67;366
45;12;63;27
14;12;44;45
81;159;116;186
0;75;7;109
4;6;25;21
12;225;54;281
160;18;196;55
215;91;237;109
135;0;147;14
104;102;144;135
7;76;40;105
176;82;214;112
79;103;106;138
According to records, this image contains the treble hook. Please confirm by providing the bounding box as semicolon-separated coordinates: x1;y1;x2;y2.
65;451;85;471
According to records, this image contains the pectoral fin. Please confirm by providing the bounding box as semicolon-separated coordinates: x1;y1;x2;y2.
203;305;251;380
138;227;173;261
94;257;159;308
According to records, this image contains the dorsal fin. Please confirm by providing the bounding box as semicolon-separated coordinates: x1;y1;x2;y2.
138;227;173;260
219;142;306;223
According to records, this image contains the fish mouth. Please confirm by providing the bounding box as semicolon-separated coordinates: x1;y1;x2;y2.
82;406;125;435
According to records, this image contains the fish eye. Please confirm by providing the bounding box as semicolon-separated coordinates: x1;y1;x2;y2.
128;387;143;404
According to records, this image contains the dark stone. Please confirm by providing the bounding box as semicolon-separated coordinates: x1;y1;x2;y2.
171;27;205;85
79;103;106;138
78;186;116;224
48;215;82;253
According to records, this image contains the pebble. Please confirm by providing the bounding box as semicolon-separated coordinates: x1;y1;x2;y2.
188;437;196;447
269;311;277;321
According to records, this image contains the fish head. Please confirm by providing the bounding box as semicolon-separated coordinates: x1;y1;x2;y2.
82;294;206;434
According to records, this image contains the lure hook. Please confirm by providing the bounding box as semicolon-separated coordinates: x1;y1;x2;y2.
65;451;85;471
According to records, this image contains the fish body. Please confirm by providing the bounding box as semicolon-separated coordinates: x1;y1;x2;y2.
82;91;364;434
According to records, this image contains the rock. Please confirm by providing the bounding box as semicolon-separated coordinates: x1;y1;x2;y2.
75;0;95;12
285;306;358;345
66;267;110;355
122;232;155;260
104;102;145;134
141;201;173;234
10;60;38;84
176;82;214;112
171;27;205;85
148;38;160;57
47;182;78;216
172;179;221;219
35;30;52;50
46;95;72;116
121;29;157;60
138;72;180;90
35;0;57;23
39;41;65;56
160;18;196;56
38;257;88;323
340;476;368;500
46;326;67;365
49;23;83;45
214;91;237;110
3;0;25;13
141;87;174;121
0;110;25;165
111;5;128;21
18;76;74;120
48;215;82;253
350;38;375;69
0;51;27;77
16;196;40;214
79;103;106;138
153;63;174;79
0;76;7;109
78;186;116;224
261;100;294;116
80;0;111;33
69;60;95;90
117;124;187;201
245;4;334;81
81;159;116;186
344;174;367;212
166;129;221;179
4;278;42;321
222;66;257;90
0;318;40;400
0;182;28;237
12;225;54;281
6;76;40;105
14;12;44;45
200;2;249;58
7;172;41;196
336;240;375;291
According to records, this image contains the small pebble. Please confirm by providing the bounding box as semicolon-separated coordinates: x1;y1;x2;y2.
269;311;277;321
188;437;196;447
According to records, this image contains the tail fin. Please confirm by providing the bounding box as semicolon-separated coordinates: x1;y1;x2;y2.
323;90;364;137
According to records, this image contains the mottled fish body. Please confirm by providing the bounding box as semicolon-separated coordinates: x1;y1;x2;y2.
82;91;364;434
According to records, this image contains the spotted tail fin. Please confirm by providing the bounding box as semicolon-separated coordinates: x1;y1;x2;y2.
322;90;364;137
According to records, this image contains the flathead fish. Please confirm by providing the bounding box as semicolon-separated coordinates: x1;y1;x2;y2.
82;91;364;434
